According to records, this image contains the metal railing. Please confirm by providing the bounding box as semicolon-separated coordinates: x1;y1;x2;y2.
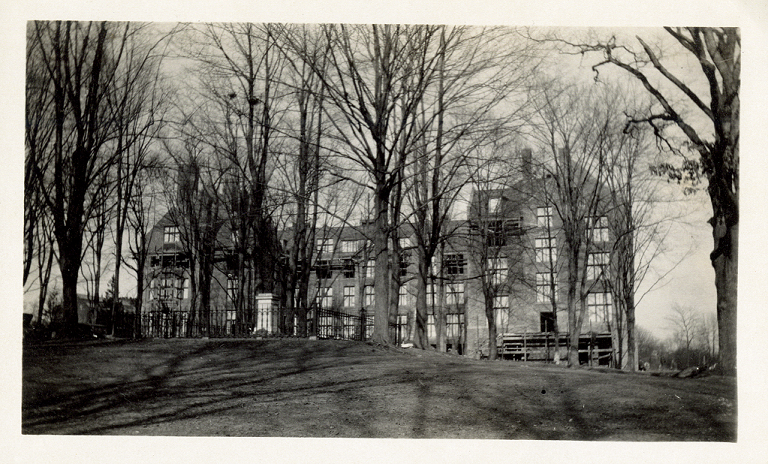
141;306;464;351
141;308;263;338
315;307;371;341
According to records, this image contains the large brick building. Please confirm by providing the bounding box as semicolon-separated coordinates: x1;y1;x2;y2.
141;156;619;365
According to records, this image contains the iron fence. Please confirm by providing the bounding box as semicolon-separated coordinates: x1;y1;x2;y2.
315;307;372;341
141;308;257;338
140;305;463;350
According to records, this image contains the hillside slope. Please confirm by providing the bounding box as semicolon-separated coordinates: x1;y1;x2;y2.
22;338;736;440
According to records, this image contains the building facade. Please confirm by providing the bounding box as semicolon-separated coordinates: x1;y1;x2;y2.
464;183;616;364
142;176;619;365
141;211;282;338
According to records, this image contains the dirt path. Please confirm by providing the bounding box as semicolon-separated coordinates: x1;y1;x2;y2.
22;338;736;440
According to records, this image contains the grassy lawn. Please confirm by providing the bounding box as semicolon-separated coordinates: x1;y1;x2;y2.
22;338;736;440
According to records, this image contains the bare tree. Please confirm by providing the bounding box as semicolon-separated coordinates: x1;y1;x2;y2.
24;38;58;321
561;27;739;375
272;24;329;337
404;26;540;351
163;145;225;337
80;198;113;319
105;25;173;336
527;81;616;367
27;21;144;335
288;25;445;344
125;160;164;338
601;91;687;371
32;207;57;325
24;27;55;288
176;23;288;333
635;326;664;370
666;303;702;368
699;311;719;363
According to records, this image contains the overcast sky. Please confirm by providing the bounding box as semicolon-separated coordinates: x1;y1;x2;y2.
15;22;737;342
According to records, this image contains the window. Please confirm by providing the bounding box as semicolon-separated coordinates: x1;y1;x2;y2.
445;254;466;276
343;286;355;307
177;277;189;300
164;226;180;243
316;259;332;279
535;237;557;264
486;220;506;247
428;314;436;339
487;257;508;286
316;287;333;309
587;252;610;281
587;292;612;327
341;240;358;254
589;216;609;242
157;276;174;300
537;206;554;229
364;314;374;339
427;283;435;306
366;259;375;278
397;314;409;343
493;295;509;310
536;272;557;303
158;275;176;300
540;312;555;332
446;282;464;305
316;238;334;255
446;313;463;339
494;295;509;333
507;217;523;234
399;253;410;277
398;285;410;306
495;307;509;334
343;259;355;279
364;286;375;306
488;197;501;214
227;276;238;301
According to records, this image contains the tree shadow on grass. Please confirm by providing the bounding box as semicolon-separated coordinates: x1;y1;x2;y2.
22;340;736;440
23;339;397;435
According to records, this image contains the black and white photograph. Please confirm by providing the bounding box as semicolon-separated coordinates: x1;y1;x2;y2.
7;1;766;462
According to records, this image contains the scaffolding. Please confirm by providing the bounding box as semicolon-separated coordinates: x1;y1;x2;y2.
498;331;613;366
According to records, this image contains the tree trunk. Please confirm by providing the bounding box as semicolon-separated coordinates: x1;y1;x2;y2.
436;255;447;352
36;234;55;325
712;220;737;375
413;262;429;349
433;274;446;352
389;260;401;344
485;301;498;360
566;249;581;367
60;253;80;333
372;187;391;345
296;277;309;337
550;295;560;365
133;265;145;339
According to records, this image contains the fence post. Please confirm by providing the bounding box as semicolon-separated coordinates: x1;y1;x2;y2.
312;306;319;338
523;330;527;362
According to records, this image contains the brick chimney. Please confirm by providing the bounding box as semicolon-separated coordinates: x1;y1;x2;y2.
521;148;532;178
